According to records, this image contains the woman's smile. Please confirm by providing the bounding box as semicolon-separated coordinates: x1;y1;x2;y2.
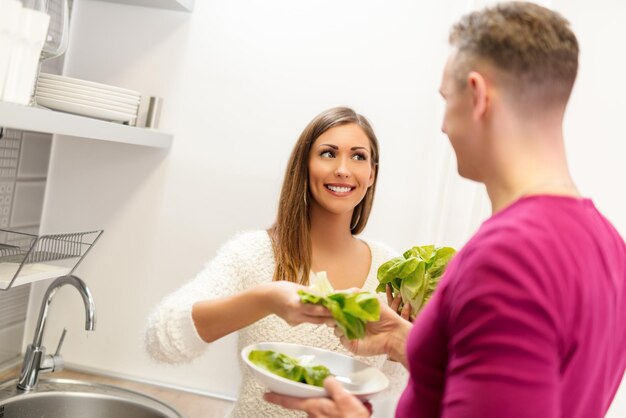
325;183;356;195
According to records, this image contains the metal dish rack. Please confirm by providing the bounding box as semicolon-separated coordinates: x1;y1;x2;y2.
0;229;103;291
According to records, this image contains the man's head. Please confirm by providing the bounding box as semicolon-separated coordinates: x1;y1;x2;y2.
440;2;579;181
449;1;578;109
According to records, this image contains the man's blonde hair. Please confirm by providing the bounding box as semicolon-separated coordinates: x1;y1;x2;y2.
449;1;579;108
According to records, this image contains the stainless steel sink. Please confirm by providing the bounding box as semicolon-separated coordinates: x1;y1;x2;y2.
0;378;185;418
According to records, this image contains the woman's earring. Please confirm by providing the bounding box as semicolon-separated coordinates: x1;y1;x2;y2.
350;205;362;230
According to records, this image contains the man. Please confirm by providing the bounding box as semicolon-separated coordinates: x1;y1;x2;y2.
265;2;626;417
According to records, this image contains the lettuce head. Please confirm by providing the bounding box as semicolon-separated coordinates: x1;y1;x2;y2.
377;245;456;320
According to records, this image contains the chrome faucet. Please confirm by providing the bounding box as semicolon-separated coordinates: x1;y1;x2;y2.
17;275;96;391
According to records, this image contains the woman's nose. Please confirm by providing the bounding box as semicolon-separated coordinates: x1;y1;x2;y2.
334;158;350;178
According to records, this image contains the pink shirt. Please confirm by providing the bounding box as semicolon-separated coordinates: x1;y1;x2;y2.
396;196;626;418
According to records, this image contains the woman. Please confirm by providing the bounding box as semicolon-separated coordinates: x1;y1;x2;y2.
144;107;406;417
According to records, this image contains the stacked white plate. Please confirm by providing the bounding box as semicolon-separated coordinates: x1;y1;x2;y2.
34;73;141;123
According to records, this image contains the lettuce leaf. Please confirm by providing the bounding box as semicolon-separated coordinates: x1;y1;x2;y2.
298;271;380;340
377;245;456;320
308;271;334;296
248;349;332;387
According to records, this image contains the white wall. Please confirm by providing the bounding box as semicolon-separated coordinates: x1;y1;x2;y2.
25;0;626;412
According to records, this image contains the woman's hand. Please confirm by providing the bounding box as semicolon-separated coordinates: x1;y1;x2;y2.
268;281;333;326
264;377;371;418
386;284;411;321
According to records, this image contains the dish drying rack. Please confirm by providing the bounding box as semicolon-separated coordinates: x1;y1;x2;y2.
0;229;103;291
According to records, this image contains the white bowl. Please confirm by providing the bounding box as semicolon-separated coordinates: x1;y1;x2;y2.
241;342;389;400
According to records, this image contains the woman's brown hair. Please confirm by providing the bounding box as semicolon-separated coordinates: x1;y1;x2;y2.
267;107;380;284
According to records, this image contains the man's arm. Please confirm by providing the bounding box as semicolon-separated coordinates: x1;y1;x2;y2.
441;257;561;418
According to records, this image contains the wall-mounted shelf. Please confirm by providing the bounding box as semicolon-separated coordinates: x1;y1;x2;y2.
94;0;194;12
0;102;172;149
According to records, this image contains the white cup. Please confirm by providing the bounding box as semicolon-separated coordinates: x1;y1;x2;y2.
2;6;50;105
0;0;22;99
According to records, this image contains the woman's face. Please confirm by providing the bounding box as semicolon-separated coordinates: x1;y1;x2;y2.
307;123;376;217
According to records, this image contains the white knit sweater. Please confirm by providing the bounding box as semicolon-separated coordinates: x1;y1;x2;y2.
145;230;407;418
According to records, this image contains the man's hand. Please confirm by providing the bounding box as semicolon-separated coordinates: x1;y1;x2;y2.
386;284;411;321
336;302;411;366
263;377;371;418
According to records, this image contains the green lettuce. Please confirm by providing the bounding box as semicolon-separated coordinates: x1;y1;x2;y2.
377;245;456;320
248;349;331;387
298;272;380;340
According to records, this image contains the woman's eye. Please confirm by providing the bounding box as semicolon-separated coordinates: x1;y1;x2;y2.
352;153;368;161
320;150;335;158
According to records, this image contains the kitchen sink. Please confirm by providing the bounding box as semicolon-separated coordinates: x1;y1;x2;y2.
0;378;184;418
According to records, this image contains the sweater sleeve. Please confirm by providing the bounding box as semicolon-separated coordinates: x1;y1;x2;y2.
144;231;263;364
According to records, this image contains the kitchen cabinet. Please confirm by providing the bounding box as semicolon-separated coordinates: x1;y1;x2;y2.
0;0;184;291
0;0;188;372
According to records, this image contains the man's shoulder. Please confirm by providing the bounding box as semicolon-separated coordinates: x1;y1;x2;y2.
462;217;532;261
444;217;547;294
465;197;572;254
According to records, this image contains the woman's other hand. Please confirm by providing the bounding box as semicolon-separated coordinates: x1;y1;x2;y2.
386;284;411;321
264;376;371;418
268;281;333;326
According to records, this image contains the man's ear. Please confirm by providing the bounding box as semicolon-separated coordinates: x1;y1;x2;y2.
468;71;488;120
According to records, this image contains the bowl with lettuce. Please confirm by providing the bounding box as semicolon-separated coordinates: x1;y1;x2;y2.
242;342;389;399
377;245;456;320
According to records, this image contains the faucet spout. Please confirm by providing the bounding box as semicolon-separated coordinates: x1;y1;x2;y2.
32;275;96;348
18;275;96;391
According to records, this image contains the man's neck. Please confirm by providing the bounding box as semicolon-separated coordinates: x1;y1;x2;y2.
487;177;580;213
484;124;579;213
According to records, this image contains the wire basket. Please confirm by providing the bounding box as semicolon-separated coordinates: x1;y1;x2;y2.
0;229;103;291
